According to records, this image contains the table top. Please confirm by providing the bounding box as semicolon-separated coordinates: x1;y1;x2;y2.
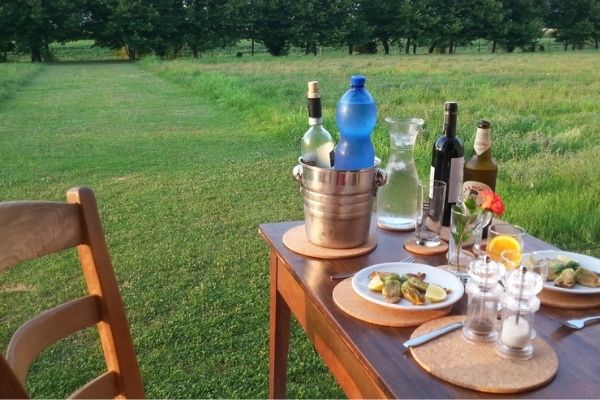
260;220;600;398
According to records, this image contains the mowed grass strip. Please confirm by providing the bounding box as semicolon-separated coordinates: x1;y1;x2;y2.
0;61;335;398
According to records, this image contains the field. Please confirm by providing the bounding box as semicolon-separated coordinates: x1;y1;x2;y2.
1;51;599;398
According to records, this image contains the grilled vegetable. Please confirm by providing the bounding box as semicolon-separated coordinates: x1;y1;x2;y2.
401;281;425;305
407;277;429;293
382;279;402;303
554;268;576;288
575;267;600;288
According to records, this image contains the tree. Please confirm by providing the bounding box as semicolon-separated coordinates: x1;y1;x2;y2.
361;0;400;54
455;0;504;51
591;0;600;48
185;0;239;58
0;2;18;61
338;0;373;54
151;0;186;58
251;0;301;56
495;0;548;52
88;0;160;60
419;0;464;54
5;0;90;62
394;0;433;54
548;0;596;50
290;0;348;55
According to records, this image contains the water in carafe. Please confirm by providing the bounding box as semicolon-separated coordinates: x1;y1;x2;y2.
377;117;424;231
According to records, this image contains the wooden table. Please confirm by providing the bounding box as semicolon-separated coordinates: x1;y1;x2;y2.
259;221;600;399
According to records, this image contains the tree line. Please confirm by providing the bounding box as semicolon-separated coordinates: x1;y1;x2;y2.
1;0;599;62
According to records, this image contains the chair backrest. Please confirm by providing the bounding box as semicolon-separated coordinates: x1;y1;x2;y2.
0;187;144;399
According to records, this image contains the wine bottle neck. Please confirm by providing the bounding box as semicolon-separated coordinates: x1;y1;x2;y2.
473;127;492;156
443;111;457;137
307;97;322;125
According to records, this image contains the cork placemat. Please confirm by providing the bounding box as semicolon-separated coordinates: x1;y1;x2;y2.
404;237;448;255
540;289;600;309
409;316;558;394
332;279;452;327
282;224;377;259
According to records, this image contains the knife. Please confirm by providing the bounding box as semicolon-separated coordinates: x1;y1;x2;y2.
403;321;464;348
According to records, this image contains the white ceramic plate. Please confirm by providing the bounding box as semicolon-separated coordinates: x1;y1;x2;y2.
531;250;600;294
351;262;464;310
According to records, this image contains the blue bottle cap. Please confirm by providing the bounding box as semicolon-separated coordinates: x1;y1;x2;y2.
350;75;366;87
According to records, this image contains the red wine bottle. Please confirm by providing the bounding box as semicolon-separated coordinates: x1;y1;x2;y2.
430;101;464;226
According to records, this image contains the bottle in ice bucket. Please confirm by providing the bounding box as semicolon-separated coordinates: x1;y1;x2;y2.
301;81;334;168
333;75;377;170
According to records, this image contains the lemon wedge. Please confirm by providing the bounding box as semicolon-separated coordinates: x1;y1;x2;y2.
368;274;384;292
425;283;447;303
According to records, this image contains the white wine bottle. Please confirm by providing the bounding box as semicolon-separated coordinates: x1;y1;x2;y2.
301;81;334;168
462;119;498;198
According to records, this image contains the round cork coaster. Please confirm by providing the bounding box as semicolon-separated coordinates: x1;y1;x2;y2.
404;238;448;256
409;316;558;394
282;224;377;259
539;290;600;309
332;279;452;327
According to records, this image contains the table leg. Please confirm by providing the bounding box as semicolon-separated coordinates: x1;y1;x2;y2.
269;252;291;399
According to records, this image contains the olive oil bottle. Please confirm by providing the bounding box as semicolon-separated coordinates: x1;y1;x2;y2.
462;119;498;198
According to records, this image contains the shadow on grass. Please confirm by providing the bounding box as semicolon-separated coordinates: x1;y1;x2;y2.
46;59;135;66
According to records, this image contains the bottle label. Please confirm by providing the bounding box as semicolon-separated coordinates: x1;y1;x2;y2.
429;166;435;197
462;180;492;200
473;127;491;155
308;117;323;125
448;157;464;203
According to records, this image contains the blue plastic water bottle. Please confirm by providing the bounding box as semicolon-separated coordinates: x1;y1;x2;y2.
333;75;377;170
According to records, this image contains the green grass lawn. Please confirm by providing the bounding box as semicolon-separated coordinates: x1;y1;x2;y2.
1;51;599;398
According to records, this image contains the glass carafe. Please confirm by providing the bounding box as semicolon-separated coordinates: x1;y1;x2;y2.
377;117;424;231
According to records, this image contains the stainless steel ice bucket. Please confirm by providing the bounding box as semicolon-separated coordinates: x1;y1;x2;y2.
292;160;386;249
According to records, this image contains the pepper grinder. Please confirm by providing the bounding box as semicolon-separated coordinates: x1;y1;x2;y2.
463;256;505;343
496;266;544;360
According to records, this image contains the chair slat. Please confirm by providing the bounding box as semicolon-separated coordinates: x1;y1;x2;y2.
0;201;82;272
68;371;119;400
6;295;101;384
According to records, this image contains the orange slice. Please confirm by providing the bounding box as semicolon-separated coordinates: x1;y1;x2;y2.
487;235;522;262
500;249;523;270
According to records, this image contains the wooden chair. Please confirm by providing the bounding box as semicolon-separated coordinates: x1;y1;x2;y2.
0;187;144;399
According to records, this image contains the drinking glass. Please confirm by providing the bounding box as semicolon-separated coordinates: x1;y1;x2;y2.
447;206;487;280
487;223;526;262
415;179;446;247
503;251;549;282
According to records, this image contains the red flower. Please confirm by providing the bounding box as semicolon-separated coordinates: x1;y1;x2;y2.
480;190;505;216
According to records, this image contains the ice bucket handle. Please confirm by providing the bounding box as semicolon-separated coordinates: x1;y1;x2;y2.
373;168;387;196
292;164;303;184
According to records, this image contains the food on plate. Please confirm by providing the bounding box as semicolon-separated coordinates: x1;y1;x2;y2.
367;274;385;291
524;254;600;289
382;278;402;303
575;267;600;288
401;281;425;305
406;276;428;292
367;270;449;305
554;268;576;288
425;283;448;303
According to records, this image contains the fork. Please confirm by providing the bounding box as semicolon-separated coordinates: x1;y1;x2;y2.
328;255;415;280
560;316;600;330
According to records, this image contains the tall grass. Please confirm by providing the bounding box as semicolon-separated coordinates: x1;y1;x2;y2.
141;52;600;255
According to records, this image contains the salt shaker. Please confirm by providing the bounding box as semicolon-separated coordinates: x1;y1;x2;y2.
463;257;505;343
496;266;543;360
